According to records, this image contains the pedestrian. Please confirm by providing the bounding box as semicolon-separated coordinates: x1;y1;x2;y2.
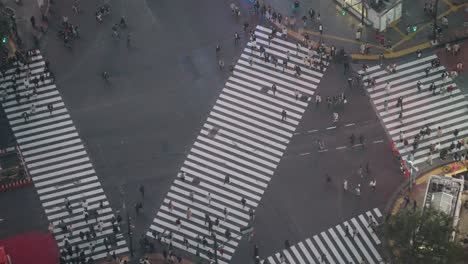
294;89;300;101
234;32;240;44
186;208;192;219
218;59;225;70
223;207;228;220
383;99;388;112
454;128;459;138
417;81;422;92
369;180;376;191
271;83;277;96
139;185;145;198
102;71;109;81
206;192;212;205
241;197;246;208
416;49;422;58
281;109;287;121
385;81;391;95
168;200;174;211
47;103;54;114
175;218;182;230
318;23;323;35
189;191;194;203
427;152;433;165
355;184;361;196
224;174;230;184
308;8;315;20
325;174;331;183
30;16;36;29
343;179;348;190
22;112;29;123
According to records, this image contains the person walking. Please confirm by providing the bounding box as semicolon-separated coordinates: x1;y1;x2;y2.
318;24;323;35
281;110;287;121
383;99;389;112
355;184;361;196
206;193;212;205
343;179;348;190
369;180;376;191
47;103;54;114
234;32;240;44
30;16;36;29
271;83;277;96
224;174;230;184
241;197;247;208
218;59;225;70
139;185;145;198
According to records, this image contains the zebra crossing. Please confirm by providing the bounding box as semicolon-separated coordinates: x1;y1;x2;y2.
360;54;468;165
0;51;128;261
263;208;384;264
146;25;330;263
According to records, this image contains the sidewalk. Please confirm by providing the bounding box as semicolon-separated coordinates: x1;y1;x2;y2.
2;0;51;49
389;160;468;240
265;0;468;60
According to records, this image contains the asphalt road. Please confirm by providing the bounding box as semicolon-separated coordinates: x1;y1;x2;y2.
5;0;404;262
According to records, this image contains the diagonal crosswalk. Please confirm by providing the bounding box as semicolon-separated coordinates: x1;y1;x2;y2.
146;25;330;263
0;50;128;262
263;208;384;264
360;55;468;165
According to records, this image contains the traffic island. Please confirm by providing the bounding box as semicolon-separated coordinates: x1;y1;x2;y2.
0;146;32;191
383;161;468;262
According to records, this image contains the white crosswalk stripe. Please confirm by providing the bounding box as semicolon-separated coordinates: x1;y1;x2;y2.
360;55;468;165
262;208;384;264
0;50;128;262
146;25;330;263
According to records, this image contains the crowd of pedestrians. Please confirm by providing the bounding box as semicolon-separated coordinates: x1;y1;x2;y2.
56;197;124;264
0;50;55;123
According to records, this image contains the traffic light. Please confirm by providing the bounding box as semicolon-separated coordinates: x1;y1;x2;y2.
412;25;418;32
1;37;6;43
341;8;347;16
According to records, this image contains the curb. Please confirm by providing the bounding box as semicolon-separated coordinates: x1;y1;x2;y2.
0;178;33;191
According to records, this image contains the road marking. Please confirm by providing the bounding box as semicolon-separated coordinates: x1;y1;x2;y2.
344;123;355;127
318;149;329;153
373;139;384;144
336;146;347;150
308;129;319;133
353;144;363;147
326;126;336;130
299;152;311;156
